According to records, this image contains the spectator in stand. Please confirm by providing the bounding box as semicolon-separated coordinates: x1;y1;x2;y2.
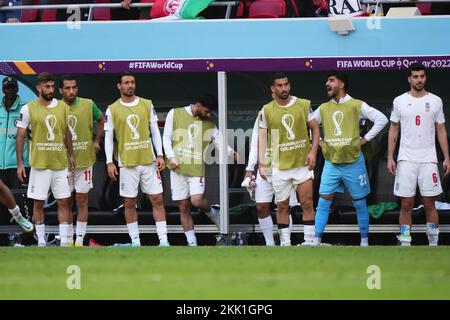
111;0;139;20
0;0;22;23
56;0;93;22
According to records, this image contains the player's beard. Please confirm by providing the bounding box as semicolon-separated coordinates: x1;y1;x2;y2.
42;92;54;101
66;95;76;104
327;86;339;99
122;88;135;97
412;82;425;92
275;91;289;101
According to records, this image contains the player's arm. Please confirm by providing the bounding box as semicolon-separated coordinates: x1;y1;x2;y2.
360;102;389;145
387;122;399;176
245;118;259;178
387;99;401;176
306;118;320;170
437;123;450;177
434;98;450;176
211;126;239;161
65;123;76;171
104;108;118;181
92;102;105;153
149;104;165;171
16;127;27;183
162;109;177;170
16;105;29;182
312;106;323;147
258;109;268;180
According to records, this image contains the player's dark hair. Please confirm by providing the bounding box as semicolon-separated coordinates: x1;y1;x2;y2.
59;74;77;88
196;94;218;111
271;72;289;85
408;62;426;76
118;72;135;84
327;71;349;91
36;72;56;85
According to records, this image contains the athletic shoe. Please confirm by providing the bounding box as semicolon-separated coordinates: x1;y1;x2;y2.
159;240;170;247
397;234;412;246
89;239;104;247
299;240;319;246
13;214;34;233
205;205;220;227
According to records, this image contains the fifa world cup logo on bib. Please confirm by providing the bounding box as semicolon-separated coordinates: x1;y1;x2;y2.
281;114;295;140
45;115;57;141
187;123;200;149
126;114;140;140
68;115;78;141
332;111;344;136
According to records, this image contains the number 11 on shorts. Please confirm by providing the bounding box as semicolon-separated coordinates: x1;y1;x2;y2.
84;170;92;181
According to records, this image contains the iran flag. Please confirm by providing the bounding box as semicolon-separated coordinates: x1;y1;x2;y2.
150;0;214;19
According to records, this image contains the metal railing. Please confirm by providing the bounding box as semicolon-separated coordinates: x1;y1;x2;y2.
0;1;240;20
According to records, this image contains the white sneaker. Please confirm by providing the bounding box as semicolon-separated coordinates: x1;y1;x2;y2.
299;240;319;246
75;238;84;247
427;232;439;246
159;240;170;247
280;240;291;246
397;234;412;246
38;242;46;247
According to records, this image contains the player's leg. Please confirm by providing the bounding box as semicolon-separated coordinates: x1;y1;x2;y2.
33;200;46;246
188;176;218;226
28;168;52;246
418;162;442;246
422;196;439;246
272;168;294;246
398;196;414;246
55;197;72;247
394;161;418;246
315;160;341;244
67;172;75;245
75;192;89;246
188;178;210;246
179;198;196;246
170;171;195;245
254;173;275;246
52;169;73;247
119;166;141;246
0;178;33;232
74;167;93;246
296;177;315;245
142;164;169;246
342;155;371;246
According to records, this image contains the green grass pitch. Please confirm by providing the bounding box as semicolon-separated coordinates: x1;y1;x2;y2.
1;246;449;299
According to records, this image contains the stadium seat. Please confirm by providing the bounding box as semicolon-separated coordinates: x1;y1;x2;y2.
21;9;38;22
93;0;111;21
41;9;57;22
248;0;286;18
416;3;432;15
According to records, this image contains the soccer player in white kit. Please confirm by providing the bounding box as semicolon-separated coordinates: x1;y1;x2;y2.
244;114;298;246
105;73;169;247
387;63;450;246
